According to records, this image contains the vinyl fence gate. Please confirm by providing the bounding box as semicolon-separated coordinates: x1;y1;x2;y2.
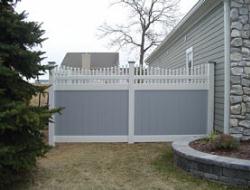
48;62;214;146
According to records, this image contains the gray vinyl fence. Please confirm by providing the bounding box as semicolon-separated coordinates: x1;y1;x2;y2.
48;62;214;145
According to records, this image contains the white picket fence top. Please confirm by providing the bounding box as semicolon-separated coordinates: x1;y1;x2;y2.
51;63;211;90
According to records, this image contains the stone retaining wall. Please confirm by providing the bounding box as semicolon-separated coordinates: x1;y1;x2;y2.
172;139;250;186
230;0;250;140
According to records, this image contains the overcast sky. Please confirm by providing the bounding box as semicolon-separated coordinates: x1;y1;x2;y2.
16;0;199;78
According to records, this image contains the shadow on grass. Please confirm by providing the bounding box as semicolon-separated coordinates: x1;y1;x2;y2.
151;146;249;190
4;172;34;190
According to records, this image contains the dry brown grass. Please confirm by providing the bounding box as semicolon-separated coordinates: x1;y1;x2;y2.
14;143;244;190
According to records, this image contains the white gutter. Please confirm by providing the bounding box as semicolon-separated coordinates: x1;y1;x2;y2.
223;0;230;134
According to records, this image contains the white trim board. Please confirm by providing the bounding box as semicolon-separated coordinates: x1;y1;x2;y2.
223;0;230;134
54;135;206;143
134;135;206;142
54;85;209;91
54;85;129;91
55;136;128;143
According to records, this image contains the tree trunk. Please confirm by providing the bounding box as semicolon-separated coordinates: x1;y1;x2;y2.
139;31;145;67
139;50;144;67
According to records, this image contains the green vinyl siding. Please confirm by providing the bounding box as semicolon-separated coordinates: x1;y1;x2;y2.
148;3;224;132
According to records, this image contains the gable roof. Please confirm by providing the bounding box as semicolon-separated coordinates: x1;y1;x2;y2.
146;0;222;64
61;52;119;68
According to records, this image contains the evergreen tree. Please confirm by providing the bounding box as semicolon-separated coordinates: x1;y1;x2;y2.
0;0;57;186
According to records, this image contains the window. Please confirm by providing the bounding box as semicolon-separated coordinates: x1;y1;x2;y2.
186;47;193;75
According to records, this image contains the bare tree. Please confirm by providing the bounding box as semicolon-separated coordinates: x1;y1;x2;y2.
99;0;180;66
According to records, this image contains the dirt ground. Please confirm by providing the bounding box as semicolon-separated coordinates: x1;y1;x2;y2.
14;143;246;190
191;139;250;160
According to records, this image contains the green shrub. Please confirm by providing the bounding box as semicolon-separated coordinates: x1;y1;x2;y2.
0;0;59;187
207;131;219;142
213;134;240;150
204;133;239;151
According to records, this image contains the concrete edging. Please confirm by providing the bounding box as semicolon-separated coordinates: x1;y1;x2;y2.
172;137;250;186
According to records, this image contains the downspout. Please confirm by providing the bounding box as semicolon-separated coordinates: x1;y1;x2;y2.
223;0;230;134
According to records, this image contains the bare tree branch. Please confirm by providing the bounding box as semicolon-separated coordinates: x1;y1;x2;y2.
99;24;141;47
98;0;180;66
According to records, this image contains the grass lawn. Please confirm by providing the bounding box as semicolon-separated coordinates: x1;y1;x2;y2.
13;143;248;190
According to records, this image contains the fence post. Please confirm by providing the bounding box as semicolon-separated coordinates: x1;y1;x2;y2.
48;61;56;146
207;62;215;134
128;61;135;144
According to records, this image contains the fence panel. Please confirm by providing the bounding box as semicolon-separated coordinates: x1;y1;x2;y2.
134;90;208;136
55;91;128;136
48;62;214;145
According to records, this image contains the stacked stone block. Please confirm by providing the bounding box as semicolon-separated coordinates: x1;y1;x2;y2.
173;140;250;186
230;0;250;139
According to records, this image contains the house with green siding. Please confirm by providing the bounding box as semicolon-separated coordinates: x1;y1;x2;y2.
146;0;250;139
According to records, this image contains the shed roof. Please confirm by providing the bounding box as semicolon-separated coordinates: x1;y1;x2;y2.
61;52;119;68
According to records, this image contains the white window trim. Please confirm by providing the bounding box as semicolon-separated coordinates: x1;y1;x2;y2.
186;47;194;74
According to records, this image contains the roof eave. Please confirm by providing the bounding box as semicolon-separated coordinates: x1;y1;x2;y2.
145;0;208;64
